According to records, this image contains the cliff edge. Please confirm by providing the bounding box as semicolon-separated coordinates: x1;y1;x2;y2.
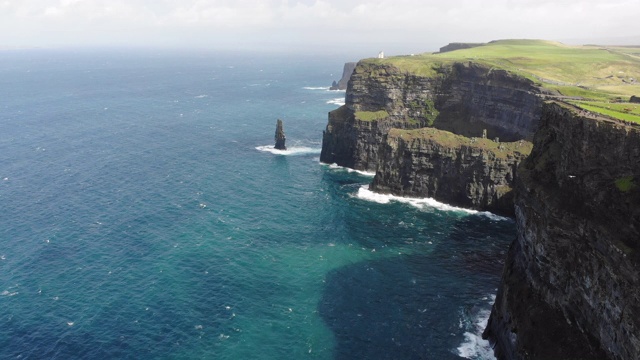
483;102;640;359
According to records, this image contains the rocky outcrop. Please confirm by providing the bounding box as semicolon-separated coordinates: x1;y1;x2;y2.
483;102;640;359
320;60;543;172
275;119;286;150
370;128;532;216
631;95;640;104
330;62;357;91
320;63;437;171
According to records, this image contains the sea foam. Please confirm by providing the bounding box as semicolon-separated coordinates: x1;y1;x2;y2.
457;295;497;360
256;145;321;156
302;86;330;90
326;98;346;106
322;163;375;177
355;186;508;220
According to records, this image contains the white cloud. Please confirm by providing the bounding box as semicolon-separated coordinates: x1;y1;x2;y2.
0;0;638;53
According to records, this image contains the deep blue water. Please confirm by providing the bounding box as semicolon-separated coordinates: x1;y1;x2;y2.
0;49;512;359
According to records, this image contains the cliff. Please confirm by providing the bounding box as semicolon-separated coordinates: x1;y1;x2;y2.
370;128;532;216
330;62;357;91
320;60;543;172
320;63;437;171
483;102;640;359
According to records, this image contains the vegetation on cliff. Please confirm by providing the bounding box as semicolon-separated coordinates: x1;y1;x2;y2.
364;39;640;122
388;128;533;159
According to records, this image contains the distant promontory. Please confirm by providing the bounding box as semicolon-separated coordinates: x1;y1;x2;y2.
330;62;356;90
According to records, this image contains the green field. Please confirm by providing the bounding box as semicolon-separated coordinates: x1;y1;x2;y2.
365;40;640;121
569;101;640;123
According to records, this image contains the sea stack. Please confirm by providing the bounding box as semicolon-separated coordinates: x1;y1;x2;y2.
275;119;286;150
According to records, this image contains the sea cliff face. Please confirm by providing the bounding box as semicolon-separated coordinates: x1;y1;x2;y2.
484;102;640;359
321;63;437;171
370;128;532;216
320;61;543;172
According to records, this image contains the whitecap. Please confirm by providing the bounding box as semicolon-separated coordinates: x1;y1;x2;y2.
255;145;321;156
302;86;330;90
322;163;375;177
457;295;497;360
355;186;509;220
326;98;346;106
195;94;208;98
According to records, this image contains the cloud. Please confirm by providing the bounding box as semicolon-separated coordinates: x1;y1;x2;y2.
0;0;638;53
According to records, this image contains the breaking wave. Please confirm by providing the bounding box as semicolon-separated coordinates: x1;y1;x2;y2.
457;295;497;360
355;186;508;220
326;98;345;106
322;163;375;177
256;145;321;156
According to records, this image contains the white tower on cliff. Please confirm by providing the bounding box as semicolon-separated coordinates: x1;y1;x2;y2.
378;51;385;59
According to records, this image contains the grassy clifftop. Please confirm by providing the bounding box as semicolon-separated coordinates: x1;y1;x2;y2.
363;39;640;122
388;127;533;160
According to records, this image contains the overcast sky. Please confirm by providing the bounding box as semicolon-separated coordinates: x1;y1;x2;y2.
1;0;639;56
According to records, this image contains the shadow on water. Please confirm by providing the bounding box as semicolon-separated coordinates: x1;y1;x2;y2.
317;206;513;359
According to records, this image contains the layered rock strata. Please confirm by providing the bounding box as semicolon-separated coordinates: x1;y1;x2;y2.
320;61;543;172
370;128;532;216
483;102;640;359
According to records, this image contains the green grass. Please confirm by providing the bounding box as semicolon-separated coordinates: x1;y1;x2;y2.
362;39;640;117
388;127;533;159
569;102;640;123
354;110;389;122
615;176;636;192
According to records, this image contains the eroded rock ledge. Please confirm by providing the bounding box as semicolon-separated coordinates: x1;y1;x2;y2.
370;128;532;216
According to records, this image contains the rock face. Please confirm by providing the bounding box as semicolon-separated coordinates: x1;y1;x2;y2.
631;95;640;103
330;62;357;91
483;102;640;359
434;62;543;141
370;128;532;216
274;119;286;150
320;62;437;171
320;61;543;172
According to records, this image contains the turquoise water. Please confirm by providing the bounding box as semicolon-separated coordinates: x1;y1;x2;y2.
0;49;512;359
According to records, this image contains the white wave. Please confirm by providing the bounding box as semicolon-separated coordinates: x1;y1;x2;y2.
303;86;330;90
457;296;497;360
322;163;375;177
195;94;208;98
355;186;508;220
326;98;346;106
255;145;321;156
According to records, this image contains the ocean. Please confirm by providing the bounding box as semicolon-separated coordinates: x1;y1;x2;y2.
0;49;512;359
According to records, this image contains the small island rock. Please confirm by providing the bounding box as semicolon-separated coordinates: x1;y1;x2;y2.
275;119;286;150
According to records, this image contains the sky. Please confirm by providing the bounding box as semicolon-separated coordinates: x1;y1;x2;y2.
1;0;639;56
